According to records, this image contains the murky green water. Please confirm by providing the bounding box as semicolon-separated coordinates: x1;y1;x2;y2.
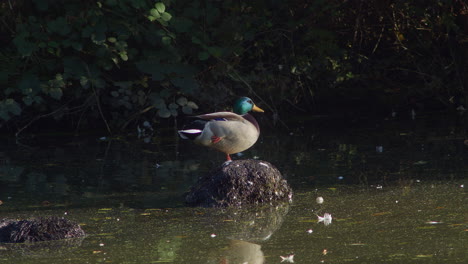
0;115;466;263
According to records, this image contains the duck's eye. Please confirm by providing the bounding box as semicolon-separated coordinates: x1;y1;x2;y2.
247;99;253;104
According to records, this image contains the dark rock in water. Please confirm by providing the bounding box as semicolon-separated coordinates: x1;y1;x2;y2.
0;216;85;243
186;160;293;207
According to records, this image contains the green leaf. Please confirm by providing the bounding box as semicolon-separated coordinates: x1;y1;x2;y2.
0;110;9;121
156;19;168;27
161;12;172;22
191;36;202;45
151;96;166;109
176;97;187;106
157;108;171;118
182;106;193;114
171;77;199;94
155;2;165;13
6;99;21;115
161;36;171;46
198;51;210;61
207;46;223;58
150;9;161;18
47;17;70;36
0;99;22;120
23;96;33;106
22;95;43;106
13;32;37;57
18;73;40;95
168;103;178;110
186;101;199;109
80;76;89;87
48;41;59;48
49;88;63;100
119;52;128;61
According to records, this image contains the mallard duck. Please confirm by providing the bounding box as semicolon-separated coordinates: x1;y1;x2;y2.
178;97;264;161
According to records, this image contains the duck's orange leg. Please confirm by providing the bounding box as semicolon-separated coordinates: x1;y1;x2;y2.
226;154;232;161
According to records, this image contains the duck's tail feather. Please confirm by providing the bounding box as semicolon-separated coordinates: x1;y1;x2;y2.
178;129;202;140
178;119;206;140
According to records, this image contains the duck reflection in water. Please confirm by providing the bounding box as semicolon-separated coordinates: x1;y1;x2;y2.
219;240;264;264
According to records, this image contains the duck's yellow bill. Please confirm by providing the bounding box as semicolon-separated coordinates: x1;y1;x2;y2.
252;104;265;112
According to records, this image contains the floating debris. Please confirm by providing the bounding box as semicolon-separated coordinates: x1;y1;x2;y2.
210;233;216;238
425;221;443;225
376;146;383;153
316;197;324;204
280;254;294;263
306;229;313;234
413;160;428;165
318;213;332;226
415;254;433;258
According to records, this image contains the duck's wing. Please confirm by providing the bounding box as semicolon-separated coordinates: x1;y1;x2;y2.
195;112;245;122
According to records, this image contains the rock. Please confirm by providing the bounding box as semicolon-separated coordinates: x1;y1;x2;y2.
185;160;293;207
0;216;85;243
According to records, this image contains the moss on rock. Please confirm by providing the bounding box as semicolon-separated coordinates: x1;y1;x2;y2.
0;216;85;243
186;160;293;207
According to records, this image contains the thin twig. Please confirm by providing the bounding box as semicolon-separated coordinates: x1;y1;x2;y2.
226;70;289;129
121;105;155;130
372;25;385;54
84;64;112;134
15;102;70;138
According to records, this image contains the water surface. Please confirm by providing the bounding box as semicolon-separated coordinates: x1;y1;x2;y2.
0;115;466;263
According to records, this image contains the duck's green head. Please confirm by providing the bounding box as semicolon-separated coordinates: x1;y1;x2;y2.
233;97;264;115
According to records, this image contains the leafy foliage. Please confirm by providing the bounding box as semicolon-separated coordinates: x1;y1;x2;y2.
0;0;466;133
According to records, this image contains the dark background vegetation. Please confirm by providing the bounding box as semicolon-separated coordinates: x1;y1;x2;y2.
1;0;467;135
